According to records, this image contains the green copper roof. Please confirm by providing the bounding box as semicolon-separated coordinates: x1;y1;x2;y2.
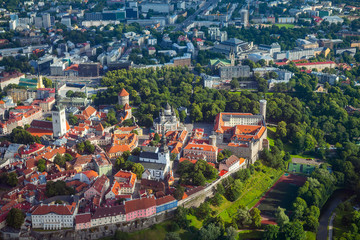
209;58;232;66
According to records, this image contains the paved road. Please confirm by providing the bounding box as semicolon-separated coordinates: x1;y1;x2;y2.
174;0;220;31
317;192;347;240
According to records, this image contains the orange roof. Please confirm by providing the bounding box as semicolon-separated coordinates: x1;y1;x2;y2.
27;128;53;137
231;125;266;141
107;144;131;154
83;106;97;119
184;143;217;152
214;112;254;133
110;180;122;195
124;103;131;110
82;170;98;180
169;141;183;154
95;123;104;131
64;64;79;72
117;126;137;132
0;100;4;104
119;88;129;97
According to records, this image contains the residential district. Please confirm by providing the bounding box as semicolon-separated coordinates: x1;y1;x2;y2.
0;0;359;239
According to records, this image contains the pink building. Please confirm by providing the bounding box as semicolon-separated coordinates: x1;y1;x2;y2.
124;197;156;221
75;213;91;230
84;175;110;203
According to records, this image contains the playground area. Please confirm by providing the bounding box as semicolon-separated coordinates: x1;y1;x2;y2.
254;174;307;222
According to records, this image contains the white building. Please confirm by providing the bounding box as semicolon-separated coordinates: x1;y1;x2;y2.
323;16;343;24
52;87;68;138
153;103;180;133
138;140;171;180
31;203;78;230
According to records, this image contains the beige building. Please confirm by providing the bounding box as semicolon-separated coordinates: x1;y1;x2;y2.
214;100;268;164
295;61;336;71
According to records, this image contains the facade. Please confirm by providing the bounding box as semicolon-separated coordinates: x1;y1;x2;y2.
78;63;100;77
240;9;249;27
84;175;110;202
124;197;156;221
295;61;336;71
139;139;171;180
31;202;78;230
183;143;218;163
153;103;180;133
90;205;126;227
214;100;268;164
155;195;177;213
52;104;67;138
93;153;112;176
220;65;251;80
219;155;246;172
75;213;91;230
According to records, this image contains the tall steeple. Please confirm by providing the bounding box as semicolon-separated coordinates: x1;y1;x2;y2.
160;128;168;153
52;80;67;138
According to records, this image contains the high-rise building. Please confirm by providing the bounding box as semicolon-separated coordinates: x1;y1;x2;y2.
240;9;249;27
42;13;51;28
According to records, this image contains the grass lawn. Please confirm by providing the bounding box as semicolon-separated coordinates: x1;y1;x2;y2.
126;221;171;240
267;126;276;147
186;214;203;229
229;91;241;95
290;154;316;159
274;23;295;29
238;230;263;239
257;181;300;216
122;220;197;240
305;231;316;240
217;164;283;223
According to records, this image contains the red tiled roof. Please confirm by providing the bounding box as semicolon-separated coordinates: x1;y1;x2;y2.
124;103;131;110
92;205;125;219
32;202;77;215
125;196;156;213
91;175;109;193
83;106;97;119
295;61;335;66
75;213;91;224
155;195;176;206
119;88;129;97
29;120;53;129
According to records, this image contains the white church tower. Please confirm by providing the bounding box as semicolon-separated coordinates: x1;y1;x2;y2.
52;81;67;138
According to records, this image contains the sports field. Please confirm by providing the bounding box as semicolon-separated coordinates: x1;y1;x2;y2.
274;23;295;29
288;162;316;174
255;174;307;218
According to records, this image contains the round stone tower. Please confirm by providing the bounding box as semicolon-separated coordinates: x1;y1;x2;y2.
259;99;267;121
118;88;129;106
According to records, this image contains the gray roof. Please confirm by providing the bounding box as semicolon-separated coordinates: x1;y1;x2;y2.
142;146;158;153
222;38;244;46
140;151;158;160
140;162;166;171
